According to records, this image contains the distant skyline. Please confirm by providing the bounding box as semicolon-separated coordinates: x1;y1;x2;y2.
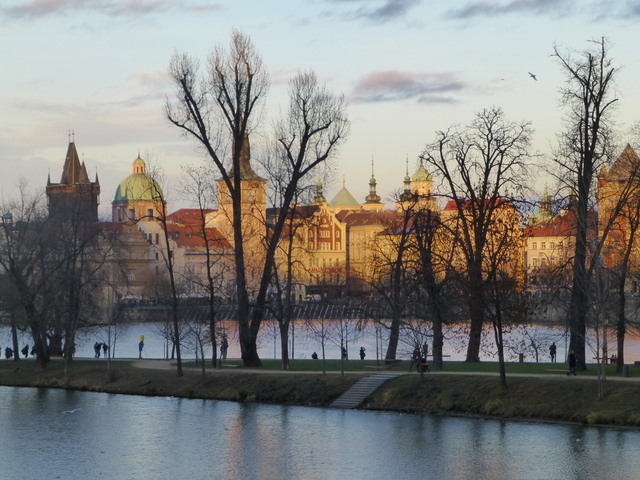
2;0;640;217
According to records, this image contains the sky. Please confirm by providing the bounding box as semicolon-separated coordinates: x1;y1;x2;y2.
2;0;640;218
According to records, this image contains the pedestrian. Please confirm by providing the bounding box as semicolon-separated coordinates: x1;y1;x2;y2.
102;343;109;358
138;340;144;359
21;345;29;358
359;346;366;360
341;347;348;360
30;345;35;356
311;351;318;360
94;342;101;358
5;347;13;359
567;350;577;376
549;342;557;363
410;347;420;372
220;336;228;360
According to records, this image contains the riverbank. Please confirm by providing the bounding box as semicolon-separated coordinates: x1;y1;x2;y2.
2;358;640;427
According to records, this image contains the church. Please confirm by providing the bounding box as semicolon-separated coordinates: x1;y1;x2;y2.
49;136;640;302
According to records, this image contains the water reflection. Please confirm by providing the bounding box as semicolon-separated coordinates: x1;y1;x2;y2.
2;387;639;479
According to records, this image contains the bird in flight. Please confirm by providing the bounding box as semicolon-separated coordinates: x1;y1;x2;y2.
528;72;537;81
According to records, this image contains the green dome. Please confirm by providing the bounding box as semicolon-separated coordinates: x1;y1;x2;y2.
113;156;163;202
412;164;432;182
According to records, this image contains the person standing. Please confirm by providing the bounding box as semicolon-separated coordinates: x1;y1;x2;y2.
220;336;228;360
567;350;577;376
549;343;557;363
359;346;366;360
138;340;144;359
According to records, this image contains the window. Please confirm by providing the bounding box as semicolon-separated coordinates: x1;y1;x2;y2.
541;242;546;250
533;258;539;266
550;242;555;250
558;241;563;249
532;242;537;250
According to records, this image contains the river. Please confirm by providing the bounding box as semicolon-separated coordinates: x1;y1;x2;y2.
1;386;639;479
3;320;639;364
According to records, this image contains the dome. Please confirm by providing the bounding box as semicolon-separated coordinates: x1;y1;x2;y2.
113;156;164;202
412;164;432;182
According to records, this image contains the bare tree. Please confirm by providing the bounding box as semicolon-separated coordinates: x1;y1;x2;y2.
551;38;618;371
180;165;230;367
166;31;349;367
0;186;54;368
420;107;532;362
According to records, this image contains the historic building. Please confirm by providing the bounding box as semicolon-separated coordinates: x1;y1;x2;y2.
597;145;640;291
46;137;100;223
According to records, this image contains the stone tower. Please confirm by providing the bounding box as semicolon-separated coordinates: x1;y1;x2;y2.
46;136;100;222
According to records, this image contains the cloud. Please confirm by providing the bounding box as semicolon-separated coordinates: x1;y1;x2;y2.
0;0;222;21
447;0;573;19
328;0;421;23
352;70;465;104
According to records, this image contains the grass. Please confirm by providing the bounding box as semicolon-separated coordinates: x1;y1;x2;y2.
3;357;640;427
188;357;637;377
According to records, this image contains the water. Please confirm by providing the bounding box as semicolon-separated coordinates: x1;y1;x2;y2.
1;386;639;480
3;320;640;364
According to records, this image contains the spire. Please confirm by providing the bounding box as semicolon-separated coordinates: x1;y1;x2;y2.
231;134;264;180
313;178;326;204
365;157;381;204
60;136;83;184
400;155;413;201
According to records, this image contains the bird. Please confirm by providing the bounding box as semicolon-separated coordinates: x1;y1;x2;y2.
528;72;537;81
62;408;81;414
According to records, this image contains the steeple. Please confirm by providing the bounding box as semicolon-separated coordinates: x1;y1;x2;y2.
400;155;413;202
365;157;382;204
313;178;326;204
231;134;264;181
60;136;86;185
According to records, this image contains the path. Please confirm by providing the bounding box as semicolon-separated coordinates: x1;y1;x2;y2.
330;372;401;409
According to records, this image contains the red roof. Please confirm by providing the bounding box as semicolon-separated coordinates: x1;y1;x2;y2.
167;224;230;249
524;210;597;238
167;208;216;225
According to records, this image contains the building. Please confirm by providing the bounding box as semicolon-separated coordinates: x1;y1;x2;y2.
46;137;100;223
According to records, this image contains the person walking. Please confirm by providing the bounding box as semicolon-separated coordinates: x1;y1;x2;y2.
359;346;366;360
549;342;557;363
567;350;577;376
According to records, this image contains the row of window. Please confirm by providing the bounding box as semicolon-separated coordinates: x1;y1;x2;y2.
531;241;572;250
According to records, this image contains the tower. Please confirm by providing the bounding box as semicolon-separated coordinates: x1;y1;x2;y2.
362;158;383;211
46;134;100;222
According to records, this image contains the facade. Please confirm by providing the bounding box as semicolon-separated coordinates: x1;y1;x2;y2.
45;136;640;302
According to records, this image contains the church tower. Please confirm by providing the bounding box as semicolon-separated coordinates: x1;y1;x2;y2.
215;135;267;295
362;158;383;212
46;134;100;222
